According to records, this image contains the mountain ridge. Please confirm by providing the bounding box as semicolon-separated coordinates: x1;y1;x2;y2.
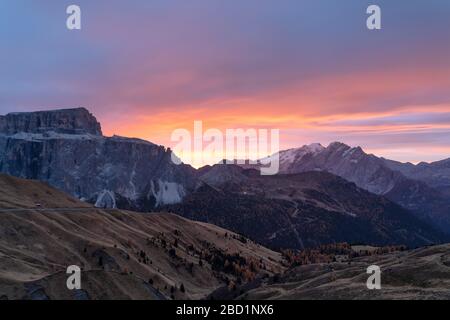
164;165;447;249
266;142;450;233
1;107;449;241
0;107;102;135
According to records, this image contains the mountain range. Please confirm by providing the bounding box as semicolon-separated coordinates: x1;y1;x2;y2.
270;142;450;233
0;108;449;249
1;107;450;300
165;165;446;249
2;173;449;300
0;108;196;211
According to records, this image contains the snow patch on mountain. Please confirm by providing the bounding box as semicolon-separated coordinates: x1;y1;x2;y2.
95;190;116;208
305;143;326;154
149;179;186;206
278;143;325;171
342;148;356;158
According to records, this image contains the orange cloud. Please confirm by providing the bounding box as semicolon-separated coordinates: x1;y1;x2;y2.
100;64;450;164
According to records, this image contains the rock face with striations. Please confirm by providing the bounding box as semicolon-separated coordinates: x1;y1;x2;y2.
0;108;196;210
0;108;102;135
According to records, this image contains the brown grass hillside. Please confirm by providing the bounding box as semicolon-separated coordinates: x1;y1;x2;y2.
0;174;91;209
0;174;283;300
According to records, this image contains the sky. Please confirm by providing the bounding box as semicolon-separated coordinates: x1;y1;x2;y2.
1;0;450;165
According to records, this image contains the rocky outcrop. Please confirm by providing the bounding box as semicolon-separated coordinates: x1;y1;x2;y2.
0;108;196;210
0;108;102;135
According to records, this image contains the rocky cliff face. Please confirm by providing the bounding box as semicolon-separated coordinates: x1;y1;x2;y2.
0;108;102;135
0;108;196;210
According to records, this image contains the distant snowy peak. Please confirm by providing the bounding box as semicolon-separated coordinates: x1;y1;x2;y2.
305;142;326;153
280;143;324;159
278;142;366;166
278;143;326;171
256;141;369;175
326;142;365;158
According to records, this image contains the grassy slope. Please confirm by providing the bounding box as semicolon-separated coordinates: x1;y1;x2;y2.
240;244;450;300
0;174;283;300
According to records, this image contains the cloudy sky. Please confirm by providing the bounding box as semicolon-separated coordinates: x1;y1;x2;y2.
1;0;450;164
